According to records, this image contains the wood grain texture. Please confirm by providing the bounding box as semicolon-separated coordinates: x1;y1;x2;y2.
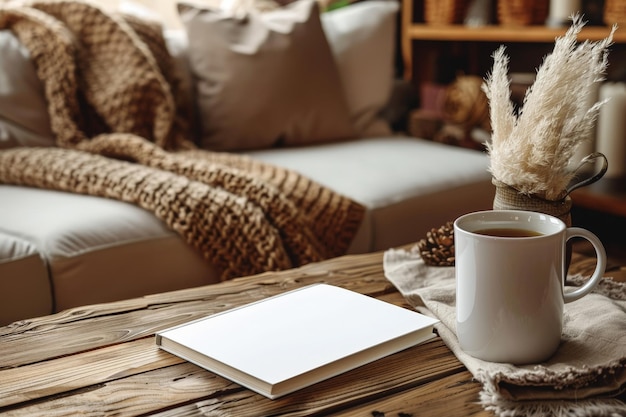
0;338;183;408
327;371;490;417
0;252;390;368
0;249;619;416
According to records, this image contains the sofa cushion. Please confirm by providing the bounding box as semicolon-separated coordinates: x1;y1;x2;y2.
321;0;399;138
248;136;495;252
0;136;493;323
0;186;220;312
0;231;53;325
0;30;55;149
179;0;355;151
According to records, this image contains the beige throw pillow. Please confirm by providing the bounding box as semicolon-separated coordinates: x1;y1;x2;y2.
179;0;355;151
0;31;55;149
321;0;399;137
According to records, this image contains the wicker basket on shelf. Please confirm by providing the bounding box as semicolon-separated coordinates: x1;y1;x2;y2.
424;0;469;24
604;0;626;25
498;0;549;25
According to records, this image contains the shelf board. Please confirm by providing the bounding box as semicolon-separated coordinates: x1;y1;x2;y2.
405;24;623;43
571;175;626;218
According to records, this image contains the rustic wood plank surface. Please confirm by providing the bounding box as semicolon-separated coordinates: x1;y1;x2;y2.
0;256;392;368
0;248;622;416
327;371;491;417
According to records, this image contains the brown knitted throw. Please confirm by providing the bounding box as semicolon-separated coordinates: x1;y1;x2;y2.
0;1;365;280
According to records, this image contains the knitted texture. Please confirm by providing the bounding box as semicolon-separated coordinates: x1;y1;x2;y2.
0;1;365;280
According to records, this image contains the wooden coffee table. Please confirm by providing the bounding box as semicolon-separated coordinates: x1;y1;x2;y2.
0;249;623;416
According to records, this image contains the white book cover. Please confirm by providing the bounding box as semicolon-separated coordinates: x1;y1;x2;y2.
156;283;439;399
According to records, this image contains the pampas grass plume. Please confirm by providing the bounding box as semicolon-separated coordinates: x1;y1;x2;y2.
483;16;616;200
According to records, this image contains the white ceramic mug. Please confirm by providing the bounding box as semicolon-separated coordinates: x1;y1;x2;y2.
453;210;606;364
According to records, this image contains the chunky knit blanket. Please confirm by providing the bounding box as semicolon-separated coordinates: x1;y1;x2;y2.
0;0;365;280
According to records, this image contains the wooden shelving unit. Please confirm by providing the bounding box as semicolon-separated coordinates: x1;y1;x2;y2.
401;0;625;80
400;0;626;226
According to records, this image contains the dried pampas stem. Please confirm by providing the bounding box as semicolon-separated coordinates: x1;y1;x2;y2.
483;15;616;200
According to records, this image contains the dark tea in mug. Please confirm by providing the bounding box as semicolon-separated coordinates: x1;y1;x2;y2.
473;228;543;238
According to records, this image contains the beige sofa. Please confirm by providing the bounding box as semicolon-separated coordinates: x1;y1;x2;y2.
0;0;494;325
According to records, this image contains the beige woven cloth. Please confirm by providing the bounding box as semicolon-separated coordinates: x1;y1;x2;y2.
384;245;626;417
0;1;365;280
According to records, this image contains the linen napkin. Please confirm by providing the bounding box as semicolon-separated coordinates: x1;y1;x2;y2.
383;245;626;417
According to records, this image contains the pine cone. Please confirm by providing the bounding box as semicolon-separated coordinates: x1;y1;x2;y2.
417;222;455;266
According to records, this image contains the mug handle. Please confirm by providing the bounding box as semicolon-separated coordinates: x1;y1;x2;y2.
564;227;607;303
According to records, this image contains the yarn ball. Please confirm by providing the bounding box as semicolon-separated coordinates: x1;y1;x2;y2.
442;75;491;132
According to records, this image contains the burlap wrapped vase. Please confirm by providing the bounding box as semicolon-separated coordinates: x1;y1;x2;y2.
492;153;609;226
492;179;572;226
491;153;608;269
